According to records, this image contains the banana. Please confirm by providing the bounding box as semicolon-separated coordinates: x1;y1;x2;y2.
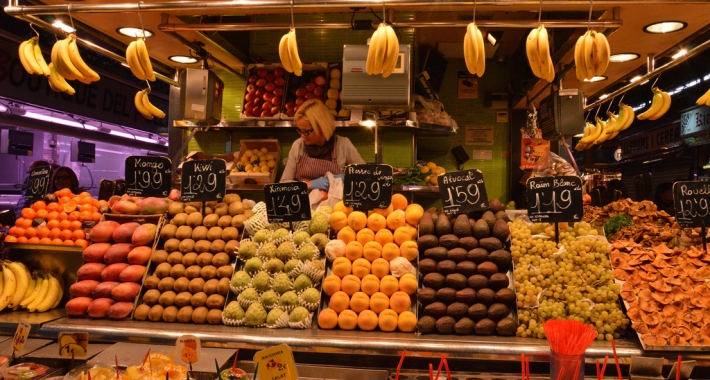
24;38;43;75
593;32;610;76
126;41;146;80
526;27;543;78
141;90;166;118
706;94;710;107
18;39;35;75
53;37;85;81
36;273;60;313
0;263;16;312
605;108;625;135
583;31;596;80
537;26;553;81
21;272;43;308
621;105;635;131
67;35;100;82
474;24;486;77
575;122;594;151
48;62;75;95
372;24;387;75
638;89;664;120
649;91;671;120
366;25;382;75
574;35;586;81
32;39;51;76
382;24;400;78
463;24;477;75
22;270;35;302
287;29;302;76
7;261;28;308
696;87;710;106
51;281;63;310
592;117;608;145
579;118;603;145
135;90;154;120
135;38;155;82
27;273;49;312
278;32;294;73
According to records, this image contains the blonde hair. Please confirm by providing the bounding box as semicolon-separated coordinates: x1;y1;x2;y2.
294;99;335;141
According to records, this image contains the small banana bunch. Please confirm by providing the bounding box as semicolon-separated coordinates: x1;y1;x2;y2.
638;88;671;120
135;88;165;120
574;30;610;81
526;25;555;82
463;22;485;77
279;28;303;76
365;23;400;78
696;87;710;107
575;104;635;151
50;34;100;85
0;261;63;313
18;37;50;76
126;38;156;81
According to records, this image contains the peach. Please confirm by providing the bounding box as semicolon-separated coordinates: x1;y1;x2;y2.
381;243;400;261
366;213;387;232
329;211;348;232
333;201;353;216
391;194;408;211
322;275;341;296
332;257;352;278
372;203;393;217
393;227;412;246
398;273;418;295
356;228;376;246
399;241;418;261
380;275;399;296
329;291;350;314
386;210;406;230
378;309;399;332
371;258;390;279
405;204;424;225
337;227;356;244
389;291;412;314
357;310;379;331
347;211;368;231
337;309;358;330
369;292;390;314
397;311;417;332
351;258;371;279
318;308;338;329
374;229;393;246
360;275;380;296
349;291;370;313
341;275;361;296
363;241;383;262
344;241;364;261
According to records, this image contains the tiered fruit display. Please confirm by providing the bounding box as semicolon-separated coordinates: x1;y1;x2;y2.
65;219;158;319
107;195;169;216
0;261;63;313
326;66;348;118
132;194;247;324
509;220;629;340
317;195;422;332
232;147;278;175
4;189;106;248
243;68;286;118
285;70;326;117
419;162;447;187
224;209;327;328
416;200;517;335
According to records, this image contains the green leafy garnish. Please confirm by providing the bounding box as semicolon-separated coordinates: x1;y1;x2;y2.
603;213;632;237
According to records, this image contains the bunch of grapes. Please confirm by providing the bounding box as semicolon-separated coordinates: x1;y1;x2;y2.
510;220;629;340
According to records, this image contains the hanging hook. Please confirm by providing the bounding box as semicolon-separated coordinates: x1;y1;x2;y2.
145;80;151;93
587;0;593;31
67;3;75;33
651;73;662;90
618;92;626;107
29;23;40;38
137;1;146;39
473;0;477;23
538;0;542;24
382;0;386;24
290;0;295;29
605;96;614;114
595;103;603;119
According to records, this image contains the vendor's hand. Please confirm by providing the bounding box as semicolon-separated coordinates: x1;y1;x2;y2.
310;176;329;190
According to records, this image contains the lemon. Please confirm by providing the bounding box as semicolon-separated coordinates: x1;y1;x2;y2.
267;160;276;168
260;166;270;173
426;162;437;169
420;166;430;174
260;147;269;153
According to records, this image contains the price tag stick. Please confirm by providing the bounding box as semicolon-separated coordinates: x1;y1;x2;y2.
10;348;15;364
253;362;259;380
703;226;707;253
214;359;222;380
202;201;206;217
554;222;559;244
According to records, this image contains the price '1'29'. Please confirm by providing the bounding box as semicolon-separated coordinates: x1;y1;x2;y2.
345;181;381;202
183;173;218;195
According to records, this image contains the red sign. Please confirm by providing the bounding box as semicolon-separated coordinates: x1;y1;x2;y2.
521;138;550;170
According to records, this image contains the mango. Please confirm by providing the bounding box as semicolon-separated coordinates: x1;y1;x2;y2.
107;301;134;319
65;297;93;317
87;298;115;318
112;200;140;215
112;222;140;243
127;246;152;265
92;281;119;298
90;221;120;243
69;280;100;297
104;243;134;264
111;282;141;301
77;263;106;281
140;197;168;215
132;223;157;246
82;243;111;263
101;263;130;282
119;265;146;282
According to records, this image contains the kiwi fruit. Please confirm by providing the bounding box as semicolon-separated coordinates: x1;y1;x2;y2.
206;294;226;309
163;239;180;253
142;289;161;306
225;240;240;256
189;278;206;294
148;304;165;322
191;292;208;308
222;227;239;241
196;252;214;267
173;277;190;293
191;226;208;241
158;277;175;292
175;292;193;308
436;288;457;305
171;213;187;226
169;264;186;278
217;215;232;228
203;214;219;228
436;260;457;276
217;277;230;296
194;240;211;254
167;251;184;265
143;275;160;289
151;250;169;264
160;224;177;240
202;279;219;295
133;304;150;321
158;291;177;307
186;212;203;228
178;239;195;254
200;265;218;279
419;259;437;275
184;205;198;214
207;227;223;242
417;288;437;305
214;204;229;217
175;226;193;240
177;306;194;323
192;306;209;324
182;252;198;266
424;302;447;318
210;240;226;254
155;263;172;278
217;265;234;279
162;306;179;323
231;214;247;229
212;252;230;267
185;265;202;279
207;309;223;324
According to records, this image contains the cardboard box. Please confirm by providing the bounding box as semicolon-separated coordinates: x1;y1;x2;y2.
228;139;281;185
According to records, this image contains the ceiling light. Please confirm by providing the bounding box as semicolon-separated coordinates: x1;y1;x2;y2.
630;75;643;83
0;104;7;113
643;21;687;34
24;112;97;129
573;133;584;138
486;33;497;46
52;20;75;33
109;130;134;139
609;53;640;63
672;49;687;59
169;55;199;64
134;136;158;144
359;120;376;128
116;27;154;38
583;76;607;82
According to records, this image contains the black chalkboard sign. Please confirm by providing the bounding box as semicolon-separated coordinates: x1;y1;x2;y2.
180;159;227;202
25;165;52;203
673;181;710;228
98;179;115;201
343;164;394;210
125;156;172;197
437;169;489;216
526;176;584;223
114;180;126;196
264;182;311;223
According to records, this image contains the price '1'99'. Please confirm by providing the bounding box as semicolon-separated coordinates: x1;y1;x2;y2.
183;173;218;195
129;168;164;191
443;184;480;209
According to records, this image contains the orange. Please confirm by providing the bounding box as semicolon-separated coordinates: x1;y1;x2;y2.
63;239;75;246
79;204;93;213
71;230;85;241
59;229;73;241
49;228;61;239
46;203;59;212
69;221;82;231
47;211;59;221
74;239;88;249
79;191;91;198
92;212;101;222
14;227;25;237
63;202;77;213
391;194;408;211
24;227;37;238
15;218;25;227
46;220;60;229
79;211;92;221
59;196;71;204
59;220;71;231
21;208;36;220
37;226;50;238
57;212;68;221
28;237;40;244
39;237;52;245
36;209;48;219
8;227;17;236
32;200;47;211
68;211;80;221
96;200;108;208
16;237;28;243
51;238;63;245
4;235;17;243
21;218;32;229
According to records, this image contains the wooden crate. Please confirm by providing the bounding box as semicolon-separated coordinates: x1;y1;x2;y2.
228;139;281;185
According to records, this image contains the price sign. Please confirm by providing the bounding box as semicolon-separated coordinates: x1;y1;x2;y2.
125;156;172;197
526;176;584;223
437;169;489;216
58;332;88;357
180;159;226;203
25;165;51;203
264;182;311;223
673;181;710;228
176;335;201;365
12;321;30;353
98;179;115;201
343;164;393;210
253;344;299;380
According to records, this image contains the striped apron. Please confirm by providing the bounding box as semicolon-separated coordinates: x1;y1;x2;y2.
294;137;342;181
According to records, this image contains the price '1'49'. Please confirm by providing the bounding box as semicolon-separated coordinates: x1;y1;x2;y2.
270;194;303;216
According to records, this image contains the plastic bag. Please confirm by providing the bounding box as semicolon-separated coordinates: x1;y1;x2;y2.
533;151;578;177
309;172;343;210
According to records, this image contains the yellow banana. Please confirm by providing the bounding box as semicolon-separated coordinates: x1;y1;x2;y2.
579;119;603;145
706;93;710;107
20;273;43;308
287;29;302;76
142;90;166;118
537;26;553;81
36;273;60;312
649;91;671;120
51;280;63;310
372;24;387;75
621;105;635;131
32;39;51;76
7;261;28;309
696;87;710;106
637;89;664;120
279;32;294;73
574;35;586;81
382;24;400;78
126;41;146;80
55;37;85;81
526;27;543;78
18;39;35;75
0;263;16;312
21;270;35;302
593;32;610;76
67;35;99;82
48;62;75;95
135;90;154;120
474;24;486;77
605;108;624;135
575;122;594;151
135;38;155;82
583;31;596;80
24;39;43;75
592;117;608;145
463;25;477;75
27;273;49;312
366;25;383;75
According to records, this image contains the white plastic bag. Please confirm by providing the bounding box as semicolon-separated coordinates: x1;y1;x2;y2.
308;172;343;210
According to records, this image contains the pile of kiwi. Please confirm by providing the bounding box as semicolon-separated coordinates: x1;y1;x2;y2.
415;199;518;336
133;195;246;324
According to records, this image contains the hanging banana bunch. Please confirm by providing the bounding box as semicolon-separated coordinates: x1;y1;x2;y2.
526;25;554;82
126;38;156;81
576;104;635;151
365;23;400;78
47;62;75;95
604;104;634;140
18;37;50;76
574;30;610;81
696;87;710;107
50;34;100;85
463;22;485;77
574;122;595;151
637;88;671;120
135;88;165;120
279;28;303;76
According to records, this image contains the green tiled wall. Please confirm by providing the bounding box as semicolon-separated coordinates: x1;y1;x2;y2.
217;69;247;121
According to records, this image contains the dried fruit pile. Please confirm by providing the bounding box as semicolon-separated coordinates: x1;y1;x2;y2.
583;199;678;245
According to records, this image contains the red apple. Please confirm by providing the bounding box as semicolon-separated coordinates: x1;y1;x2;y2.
257;69;268;78
254;98;263;107
266;74;275;82
245;93;256;102
274;68;285;78
305;82;316;92
285;102;295;111
295;88;307;97
248;75;258;84
263;93;274;102
255;88;266;97
245;109;254;117
271;106;280;114
262;101;273;110
265;83;276;92
295;98;305;105
315;76;326;85
287;111;295;117
261;110;273;117
274;77;285;87
293;106;299;113
246;84;256;93
244;101;254;112
313;86;324;96
271;96;282;106
304;92;315;100
256;78;266;87
273;87;284;97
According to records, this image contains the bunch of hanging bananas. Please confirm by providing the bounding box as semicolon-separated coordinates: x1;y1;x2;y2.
135;89;165;120
279;28;303;76
463;22;485;77
51;34;100;85
575;104;634;151
126;38;156;81
696;87;710;107
0;261;63;313
18;37;50;77
526;25;555;82
365;23;400;78
574;30;610;81
48;62;75;95
637;88;671;120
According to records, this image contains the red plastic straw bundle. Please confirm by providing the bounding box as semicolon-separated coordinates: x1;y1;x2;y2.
542;319;598;355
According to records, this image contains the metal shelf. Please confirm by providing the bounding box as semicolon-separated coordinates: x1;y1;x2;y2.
225;184;441;192
174;120;455;134
2;242;83;253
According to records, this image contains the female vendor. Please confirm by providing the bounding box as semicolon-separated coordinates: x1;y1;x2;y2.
280;99;365;189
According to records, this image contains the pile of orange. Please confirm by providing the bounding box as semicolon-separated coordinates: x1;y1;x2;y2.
3;189;108;249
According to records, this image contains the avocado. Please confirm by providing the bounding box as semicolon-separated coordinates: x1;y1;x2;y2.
468;303;488;321
445;273;468;290
479;237;503;252
438;234;459;250
474;318;497;335
417;234;439;251
423;273;446;289
467;274;489;290
473;219;490;239
456;288;477;305
424;302;447;318
447;302;469;319
417;287;438;305
436;260;457;275
477;288;496;306
456;261;477;277
419;212;435;236
489;249;512;270
492;219;511;242
487;303;511;321
436;316;456;334
454;317;475;334
453;214;472;238
424;247;448;262
481;211;497;230
435;213;451;236
477;261;499;277
495;288;516;304
458;237;478;250
495;210;511;222
447;247;468;263
488;273;510;290
488;198;504;213
425;207;439;223
467;248;489;263
436;287;457;305
496;317;518;336
419;258;438;275
417;315;437;334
